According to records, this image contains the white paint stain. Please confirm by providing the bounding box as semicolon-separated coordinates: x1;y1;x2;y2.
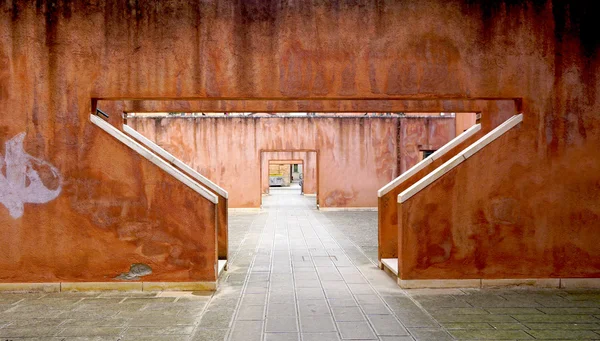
0;133;62;218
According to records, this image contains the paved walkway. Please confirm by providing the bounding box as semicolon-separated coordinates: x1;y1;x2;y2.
0;190;599;340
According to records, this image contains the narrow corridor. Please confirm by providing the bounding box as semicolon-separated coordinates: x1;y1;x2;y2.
202;191;449;341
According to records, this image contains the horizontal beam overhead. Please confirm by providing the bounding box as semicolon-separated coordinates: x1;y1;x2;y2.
98;98;520;114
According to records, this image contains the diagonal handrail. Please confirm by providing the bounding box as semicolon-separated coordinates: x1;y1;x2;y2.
398;113;523;203
90;114;218;204
122;124;228;199
378;123;482;197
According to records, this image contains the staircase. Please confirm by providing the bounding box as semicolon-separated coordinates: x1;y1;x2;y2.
378;113;524;288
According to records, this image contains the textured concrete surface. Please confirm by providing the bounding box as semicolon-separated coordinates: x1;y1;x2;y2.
2;191;599;340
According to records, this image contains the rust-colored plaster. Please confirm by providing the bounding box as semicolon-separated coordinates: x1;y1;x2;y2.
0;0;598;282
378;100;518;262
0;124;217;282
399;126;600;279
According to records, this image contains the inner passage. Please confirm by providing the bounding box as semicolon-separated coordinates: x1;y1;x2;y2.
125;112;476;209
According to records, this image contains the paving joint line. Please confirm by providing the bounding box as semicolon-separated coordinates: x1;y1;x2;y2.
226;211;270;341
313;209;453;340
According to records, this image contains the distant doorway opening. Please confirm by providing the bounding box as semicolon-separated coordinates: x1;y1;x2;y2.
268;160;303;195
260;150;318;207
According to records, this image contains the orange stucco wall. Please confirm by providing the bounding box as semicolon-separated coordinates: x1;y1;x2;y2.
128;117;455;208
0;0;598;282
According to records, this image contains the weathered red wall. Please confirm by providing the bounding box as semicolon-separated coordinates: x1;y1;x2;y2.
399;118;456;172
456;113;477;135
0;123;218;282
0;0;598;281
128;117;453;208
399;124;600;279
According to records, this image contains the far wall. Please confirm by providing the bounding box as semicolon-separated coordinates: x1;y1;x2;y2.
128;116;455;208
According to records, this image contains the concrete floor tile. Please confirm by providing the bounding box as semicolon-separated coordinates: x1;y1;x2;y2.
449;329;534;339
355;295;383;305
198;309;235;329
367;315;409;336
512;314;598;323
524;322;600;330
299;300;331;316
124;326;195;336
302;332;341;341
331;306;366;322
268;303;297;316
407;328;454;341
57;327;124;337
441;322;494;329
483;307;542;315
189;328;228;341
328;298;359;307
347;284;376;295
122;337;190;341
337;321;377;339
296;280;323;288
266;316;299;332
265;332;300;341
527;329;600;339
0;327;61;338
360;303;390;315
229;320;263;341
300;315;337;333
270;294;296;304
297;288;326;300
240;293;267;305
236;304;265;320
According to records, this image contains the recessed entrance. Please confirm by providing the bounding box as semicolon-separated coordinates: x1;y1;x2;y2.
260;150;319;208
